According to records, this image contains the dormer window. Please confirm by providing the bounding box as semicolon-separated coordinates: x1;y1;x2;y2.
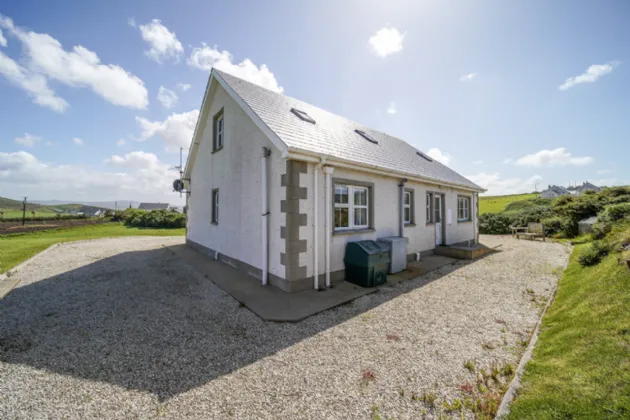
416;151;433;162
355;129;378;144
291;108;316;124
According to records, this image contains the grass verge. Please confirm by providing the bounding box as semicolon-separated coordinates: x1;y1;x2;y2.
479;193;539;214
507;226;630;418
0;223;184;274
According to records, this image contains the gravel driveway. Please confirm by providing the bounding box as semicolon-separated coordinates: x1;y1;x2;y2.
0;235;569;419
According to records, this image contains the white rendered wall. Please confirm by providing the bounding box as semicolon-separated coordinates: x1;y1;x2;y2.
187;85;285;279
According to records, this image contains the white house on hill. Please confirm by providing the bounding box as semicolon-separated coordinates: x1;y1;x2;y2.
541;185;570;199
183;69;485;293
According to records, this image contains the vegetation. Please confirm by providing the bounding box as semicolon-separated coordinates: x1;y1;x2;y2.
113;209;186;229
479;193;539;214
508;220;630;418
479;187;630;238
0;223;185;274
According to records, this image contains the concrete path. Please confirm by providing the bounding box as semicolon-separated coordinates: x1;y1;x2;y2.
167;243;458;321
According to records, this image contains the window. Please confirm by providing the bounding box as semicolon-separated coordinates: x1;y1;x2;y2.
416;151;433;162
334;184;369;230
426;192;433;223
404;190;414;224
211;189;219;224
458;196;471;221
355;129;378;144
213;109;224;151
291;108;316;124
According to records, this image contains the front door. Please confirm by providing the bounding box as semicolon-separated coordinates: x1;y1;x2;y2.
435;195;443;245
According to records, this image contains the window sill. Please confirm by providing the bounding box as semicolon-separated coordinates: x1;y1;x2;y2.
211;146;224;154
457;220;472;223
333;228;375;236
405;223;416;227
210;221;218;225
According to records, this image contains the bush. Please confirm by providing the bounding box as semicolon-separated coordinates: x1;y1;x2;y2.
122;209;186;229
592;221;612;240
578;241;611;267
540;216;565;235
602;203;630;222
479;213;516;234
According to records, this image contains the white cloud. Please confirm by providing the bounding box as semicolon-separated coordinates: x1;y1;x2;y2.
14;133;40;147
0;150;181;203
386;101;397;115
467;172;543;196
591;178;628;187
157;86;178;109
0;50;69;112
188;43;283;93
503;158;513;164
0;29;6;47
559;62;617;91
135;110;199;152
597;169;612;175
0;14;148;110
368;27;405;57
127;18;136;28
72;137;84;146
514;148;593;167
137;19;183;63
177;82;191;92
473;160;484;165
426;148;451;166
460;72;477;82
116;138;126;147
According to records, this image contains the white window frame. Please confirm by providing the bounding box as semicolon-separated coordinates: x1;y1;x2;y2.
334;184;369;231
404;190;413;224
426;192;433;223
458;196;471;221
211;189;219;224
215;114;224;149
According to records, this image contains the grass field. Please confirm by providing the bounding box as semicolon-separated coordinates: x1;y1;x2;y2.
479;193;539;214
0;223;185;274
1;210;59;219
508;224;630;418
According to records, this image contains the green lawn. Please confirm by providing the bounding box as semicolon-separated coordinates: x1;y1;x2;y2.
508;226;630;418
0;223;185;274
479;193;539;214
1;210;59;219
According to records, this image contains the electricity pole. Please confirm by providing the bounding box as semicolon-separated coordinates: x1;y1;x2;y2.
22;197;27;226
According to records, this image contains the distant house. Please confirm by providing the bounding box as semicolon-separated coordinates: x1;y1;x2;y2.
541;185;570;199
575;182;601;196
138;202;170;211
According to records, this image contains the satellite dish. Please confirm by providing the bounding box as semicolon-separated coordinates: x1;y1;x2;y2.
173;179;185;192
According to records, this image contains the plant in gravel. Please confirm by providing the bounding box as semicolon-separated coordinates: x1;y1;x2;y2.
463;359;476;373
500;327;506;333
398;388;405;397
370;403;382;420
481;342;495;350
495;318;506;325
442;398;463;412
362;369;376;382
421;392;437;408
386;333;401;341
458;383;474;394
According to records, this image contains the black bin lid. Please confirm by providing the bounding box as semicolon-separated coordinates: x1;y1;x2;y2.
350;240;387;255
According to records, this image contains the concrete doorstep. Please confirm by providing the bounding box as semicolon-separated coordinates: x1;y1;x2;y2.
166;244;458;322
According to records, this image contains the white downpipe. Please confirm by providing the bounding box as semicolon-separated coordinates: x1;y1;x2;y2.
261;147;270;285
313;159;325;290
398;179;407;237
323;166;335;287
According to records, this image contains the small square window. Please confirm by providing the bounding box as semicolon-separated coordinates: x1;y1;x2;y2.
416;151;433;162
334;183;370;230
355;129;378;144
458;196;471;221
291;108;316;124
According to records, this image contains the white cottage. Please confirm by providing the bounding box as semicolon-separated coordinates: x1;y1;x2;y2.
183;70;485;293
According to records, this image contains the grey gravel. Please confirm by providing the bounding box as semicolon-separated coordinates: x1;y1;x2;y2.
0;235;569;419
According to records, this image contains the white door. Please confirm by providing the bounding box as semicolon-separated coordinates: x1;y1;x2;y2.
435;195;443;245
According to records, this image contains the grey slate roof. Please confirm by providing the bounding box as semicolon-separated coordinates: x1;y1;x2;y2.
546;185;570;195
215;70;483;191
138;203;170;210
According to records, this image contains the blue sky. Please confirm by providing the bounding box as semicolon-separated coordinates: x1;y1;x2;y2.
1;0;628;204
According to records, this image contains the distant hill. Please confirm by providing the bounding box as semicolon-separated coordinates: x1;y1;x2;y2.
31;200;142;210
0;196;49;211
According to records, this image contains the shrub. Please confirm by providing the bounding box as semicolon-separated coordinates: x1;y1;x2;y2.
578;241;611;267
592;221;612;240
122;209;186;229
602;203;630;222
479;213;516;234
540;216;565;235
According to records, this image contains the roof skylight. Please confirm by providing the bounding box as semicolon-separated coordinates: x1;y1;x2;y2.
291;108;316;124
355;129;378;144
416;151;433;162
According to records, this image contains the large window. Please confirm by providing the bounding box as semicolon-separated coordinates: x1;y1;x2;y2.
213;109;224;151
404;190;414;224
334;184;369;230
426;192;433;223
458;196;471;221
211;189;219;224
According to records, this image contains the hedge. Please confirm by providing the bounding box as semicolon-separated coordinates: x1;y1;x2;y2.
122;209;186;229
